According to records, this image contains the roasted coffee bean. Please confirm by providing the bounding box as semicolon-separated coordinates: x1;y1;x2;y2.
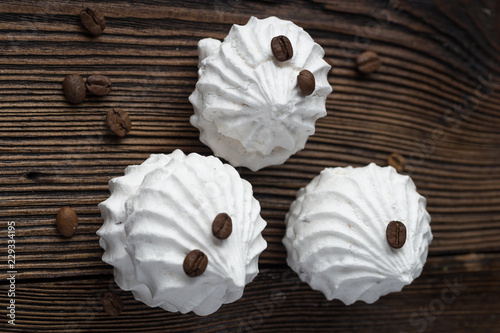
297;70;315;96
102;292;123;317
212;213;232;240
106;108;132;137
387;153;406;173
386;221;407;249
80;7;106;36
356;51;381;74
63;74;86;104
271;35;293;61
56;206;78;237
183;249;208;277
86;75;112;96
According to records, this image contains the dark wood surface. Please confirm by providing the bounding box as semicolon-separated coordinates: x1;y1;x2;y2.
1;0;499;332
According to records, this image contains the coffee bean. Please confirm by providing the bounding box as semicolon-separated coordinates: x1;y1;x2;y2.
212;213;232;240
56;206;78;237
356;51;381;74
271;35;293;61
386;221;407;249
297;70;315;96
102;292;123;317
387;153;406;173
106;108;132;137
80;7;106;36
183;249;208;277
63;74;86;104
86;75;112;96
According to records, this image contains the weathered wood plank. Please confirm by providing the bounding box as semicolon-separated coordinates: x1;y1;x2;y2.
1;257;499;332
0;0;499;331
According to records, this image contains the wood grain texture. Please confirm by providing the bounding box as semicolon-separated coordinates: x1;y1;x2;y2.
0;0;499;332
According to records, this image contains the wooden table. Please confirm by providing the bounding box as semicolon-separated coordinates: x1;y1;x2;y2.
1;1;499;332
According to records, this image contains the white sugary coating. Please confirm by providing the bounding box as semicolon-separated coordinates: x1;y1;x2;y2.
189;16;332;171
97;149;267;316
283;163;432;305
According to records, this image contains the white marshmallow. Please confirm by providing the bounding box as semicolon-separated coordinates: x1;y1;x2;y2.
189;16;332;171
283;163;432;305
97;149;267;315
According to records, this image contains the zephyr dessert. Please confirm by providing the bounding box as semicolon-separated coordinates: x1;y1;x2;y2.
189;16;332;171
282;163;432;305
97;150;267;315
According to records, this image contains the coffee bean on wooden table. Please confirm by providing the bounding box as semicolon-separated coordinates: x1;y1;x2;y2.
102;292;123;317
106;108;132;137
183;249;208;277
271;35;293;61
86;75;112;96
56;206;78;237
212;213;232;240
297;70;315;95
62;74;86;104
386;221;407;249
80;7;106;36
356;51;381;74
387;153;406;173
